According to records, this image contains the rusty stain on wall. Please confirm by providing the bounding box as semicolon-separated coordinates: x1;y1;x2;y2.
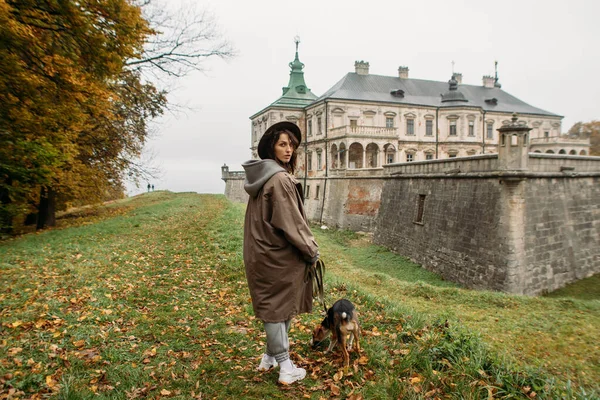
346;184;381;216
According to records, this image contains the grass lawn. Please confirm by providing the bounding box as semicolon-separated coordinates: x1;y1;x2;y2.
0;192;598;399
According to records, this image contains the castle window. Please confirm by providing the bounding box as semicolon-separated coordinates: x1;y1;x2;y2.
486;122;494;139
350;119;357;131
386;117;394;128
468;121;475;136
316;149;322;170
425;153;434;160
308;119;312;136
366;143;379;167
406;153;414;162
305;185;310;198
317;117;322;135
316;185;320;199
449;120;457;136
426;120;433;136
544;131;549;138
348;142;363;169
384;143;396;164
307;151;313;170
406;119;415;135
414;194;426;224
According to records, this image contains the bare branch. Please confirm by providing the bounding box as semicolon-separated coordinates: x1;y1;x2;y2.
127;0;235;80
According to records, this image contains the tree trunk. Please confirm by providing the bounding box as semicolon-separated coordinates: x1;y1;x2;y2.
0;177;12;234
37;186;57;230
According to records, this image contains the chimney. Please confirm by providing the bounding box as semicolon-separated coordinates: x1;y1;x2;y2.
453;72;462;84
482;75;495;88
355;61;370;75
398;66;409;79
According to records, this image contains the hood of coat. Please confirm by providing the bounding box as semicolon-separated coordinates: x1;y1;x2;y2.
242;159;286;197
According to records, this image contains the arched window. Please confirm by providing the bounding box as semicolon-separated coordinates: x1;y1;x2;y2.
580;150;587;156
545;150;555;154
384;143;396;164
366;143;379;168
559;149;566;154
348;143;363;169
330;144;338;168
534;150;542;153
569;150;577;155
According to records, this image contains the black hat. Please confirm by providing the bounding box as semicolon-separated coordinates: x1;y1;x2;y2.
257;121;302;160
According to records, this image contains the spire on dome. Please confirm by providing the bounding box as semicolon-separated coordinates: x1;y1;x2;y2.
271;36;318;108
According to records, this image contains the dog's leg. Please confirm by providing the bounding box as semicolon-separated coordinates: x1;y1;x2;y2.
325;339;337;354
353;326;361;354
340;334;350;367
347;332;353;351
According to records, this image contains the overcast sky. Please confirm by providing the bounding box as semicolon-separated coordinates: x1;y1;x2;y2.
128;0;599;195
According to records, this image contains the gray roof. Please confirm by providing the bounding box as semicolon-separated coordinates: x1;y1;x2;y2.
315;73;560;117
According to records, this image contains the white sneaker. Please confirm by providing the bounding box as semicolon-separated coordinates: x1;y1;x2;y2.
257;354;278;371
278;363;306;385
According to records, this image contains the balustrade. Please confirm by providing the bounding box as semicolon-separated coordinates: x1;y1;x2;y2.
329;125;397;137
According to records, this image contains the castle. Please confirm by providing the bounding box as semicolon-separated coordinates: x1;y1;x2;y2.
222;42;598;295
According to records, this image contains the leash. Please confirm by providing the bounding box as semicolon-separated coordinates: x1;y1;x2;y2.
305;259;327;313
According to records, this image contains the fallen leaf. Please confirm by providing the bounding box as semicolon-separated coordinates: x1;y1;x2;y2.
329;383;340;396
333;370;343;381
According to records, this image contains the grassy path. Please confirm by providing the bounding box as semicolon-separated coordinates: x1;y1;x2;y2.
0;192;597;399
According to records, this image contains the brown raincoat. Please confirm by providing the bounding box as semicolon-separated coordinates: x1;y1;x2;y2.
242;160;319;323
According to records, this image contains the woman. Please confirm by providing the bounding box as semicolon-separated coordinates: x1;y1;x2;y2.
242;121;319;385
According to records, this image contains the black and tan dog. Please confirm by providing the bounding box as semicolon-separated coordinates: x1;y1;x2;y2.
310;299;361;367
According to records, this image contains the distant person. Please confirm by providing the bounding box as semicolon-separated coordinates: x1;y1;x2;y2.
242;121;319;385
147;183;151;193
152;184;154;191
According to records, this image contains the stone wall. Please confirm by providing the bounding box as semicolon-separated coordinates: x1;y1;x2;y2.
224;175;248;204
374;176;509;291
374;155;600;295
301;176;384;231
222;153;600;295
522;177;599;294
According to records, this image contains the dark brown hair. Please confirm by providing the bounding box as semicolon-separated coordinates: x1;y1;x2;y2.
265;129;300;174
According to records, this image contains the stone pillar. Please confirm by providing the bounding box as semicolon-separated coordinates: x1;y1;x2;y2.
499;180;527;294
344;149;348;169
497;115;531;294
362;149;366;169
498;114;532;171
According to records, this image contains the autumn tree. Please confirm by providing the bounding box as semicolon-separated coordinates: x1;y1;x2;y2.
0;0;232;232
568;121;600;156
